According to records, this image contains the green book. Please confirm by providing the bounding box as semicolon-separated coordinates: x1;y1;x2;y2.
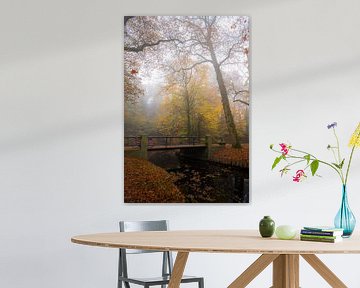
300;234;340;240
300;236;342;243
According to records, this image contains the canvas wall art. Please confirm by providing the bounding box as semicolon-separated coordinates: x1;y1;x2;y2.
124;16;250;203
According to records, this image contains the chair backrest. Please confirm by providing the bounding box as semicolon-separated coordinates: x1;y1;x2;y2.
119;220;169;254
118;220;174;284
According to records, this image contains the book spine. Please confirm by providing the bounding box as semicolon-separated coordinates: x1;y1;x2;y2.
300;234;341;239
300;234;337;240
300;237;337;243
301;230;336;236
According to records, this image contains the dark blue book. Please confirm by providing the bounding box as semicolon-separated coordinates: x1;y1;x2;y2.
302;226;343;237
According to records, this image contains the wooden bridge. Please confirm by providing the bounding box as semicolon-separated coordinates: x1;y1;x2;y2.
124;136;212;159
125;136;208;150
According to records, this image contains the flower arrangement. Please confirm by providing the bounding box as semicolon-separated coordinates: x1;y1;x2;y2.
270;122;360;185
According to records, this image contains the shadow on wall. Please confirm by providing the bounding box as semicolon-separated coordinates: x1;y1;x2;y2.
0;113;121;153
3;55;360;154
257;56;360;92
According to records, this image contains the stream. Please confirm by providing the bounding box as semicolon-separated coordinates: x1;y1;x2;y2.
168;157;249;203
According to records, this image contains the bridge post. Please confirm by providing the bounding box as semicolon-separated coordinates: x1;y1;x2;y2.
205;135;212;160
140;135;148;159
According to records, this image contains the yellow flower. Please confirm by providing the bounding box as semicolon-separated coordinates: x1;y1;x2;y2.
349;122;360;148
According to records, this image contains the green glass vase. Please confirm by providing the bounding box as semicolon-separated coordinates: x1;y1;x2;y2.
259;216;275;237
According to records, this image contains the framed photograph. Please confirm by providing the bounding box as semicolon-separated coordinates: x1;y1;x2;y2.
124;16;250;203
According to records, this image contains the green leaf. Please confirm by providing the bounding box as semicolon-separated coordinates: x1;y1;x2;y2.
270;144;274;149
304;154;311;164
332;162;341;169
310;160;319;176
271;156;282;170
339;158;345;169
332;159;345;169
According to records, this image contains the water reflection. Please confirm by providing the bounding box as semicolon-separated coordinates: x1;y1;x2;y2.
169;157;249;203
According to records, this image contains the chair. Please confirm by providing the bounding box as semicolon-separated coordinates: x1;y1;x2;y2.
118;220;204;288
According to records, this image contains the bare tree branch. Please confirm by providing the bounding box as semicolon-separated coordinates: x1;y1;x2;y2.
175;60;212;72
124;16;135;26
175;17;207;39
233;98;249;105
125;39;181;53
219;42;239;66
192;52;212;63
233;89;249;105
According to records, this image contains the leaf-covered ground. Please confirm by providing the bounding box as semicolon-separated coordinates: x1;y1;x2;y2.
124;157;185;203
211;144;249;167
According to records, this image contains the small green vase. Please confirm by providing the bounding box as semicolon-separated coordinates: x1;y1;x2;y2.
259;216;275;237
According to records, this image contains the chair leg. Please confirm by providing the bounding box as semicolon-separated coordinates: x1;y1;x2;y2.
199;278;204;288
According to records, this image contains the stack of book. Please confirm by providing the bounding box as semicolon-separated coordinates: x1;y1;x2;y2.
300;226;344;243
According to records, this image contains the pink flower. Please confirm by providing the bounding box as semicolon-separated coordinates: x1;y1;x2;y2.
279;143;289;155
293;170;306;182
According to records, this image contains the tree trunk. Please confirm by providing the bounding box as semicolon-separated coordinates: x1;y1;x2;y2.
207;41;241;148
184;86;192;137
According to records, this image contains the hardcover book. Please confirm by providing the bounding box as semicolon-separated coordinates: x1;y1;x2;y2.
303;226;344;232
300;236;343;243
300;234;342;240
301;229;343;237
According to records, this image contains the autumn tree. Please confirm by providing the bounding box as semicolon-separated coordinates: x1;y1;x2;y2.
225;71;250;141
124;52;144;103
158;65;222;137
124;16;164;103
161;57;196;136
124;16;177;53
123;16;250;146
166;16;250;147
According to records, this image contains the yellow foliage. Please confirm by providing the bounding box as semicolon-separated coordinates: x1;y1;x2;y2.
157;64;223;137
349;122;360;148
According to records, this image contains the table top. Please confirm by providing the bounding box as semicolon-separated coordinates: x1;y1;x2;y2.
71;230;360;254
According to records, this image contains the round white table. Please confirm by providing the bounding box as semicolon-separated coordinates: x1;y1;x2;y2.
72;230;360;287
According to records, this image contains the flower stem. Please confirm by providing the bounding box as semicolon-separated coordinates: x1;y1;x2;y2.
288;147;344;183
345;145;356;185
291;148;317;159
284;159;306;169
333;128;342;164
285;154;344;182
333;128;345;181
270;147;343;181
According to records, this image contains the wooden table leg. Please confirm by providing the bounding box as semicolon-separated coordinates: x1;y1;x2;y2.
228;254;279;288
301;254;347;288
272;254;299;288
168;252;189;288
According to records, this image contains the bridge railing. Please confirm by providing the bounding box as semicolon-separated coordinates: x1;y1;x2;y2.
124;136;206;148
124;136;141;148
147;136;205;147
125;135;212;160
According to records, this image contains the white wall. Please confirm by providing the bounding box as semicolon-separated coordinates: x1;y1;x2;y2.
1;0;360;287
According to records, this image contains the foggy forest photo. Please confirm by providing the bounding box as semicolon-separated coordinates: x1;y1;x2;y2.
124;16;250;203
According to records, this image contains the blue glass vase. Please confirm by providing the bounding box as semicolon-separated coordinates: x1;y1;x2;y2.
334;185;356;237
